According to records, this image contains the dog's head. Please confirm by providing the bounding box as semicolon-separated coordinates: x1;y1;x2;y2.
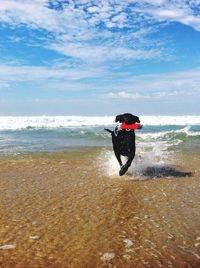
115;113;140;124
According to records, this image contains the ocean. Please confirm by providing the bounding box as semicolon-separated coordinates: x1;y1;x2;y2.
0;116;199;155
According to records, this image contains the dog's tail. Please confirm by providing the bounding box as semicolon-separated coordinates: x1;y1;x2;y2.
104;128;113;134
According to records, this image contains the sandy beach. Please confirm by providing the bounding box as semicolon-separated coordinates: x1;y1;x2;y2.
0;148;200;268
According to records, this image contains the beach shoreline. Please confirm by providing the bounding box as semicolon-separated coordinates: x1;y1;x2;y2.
0;148;200;268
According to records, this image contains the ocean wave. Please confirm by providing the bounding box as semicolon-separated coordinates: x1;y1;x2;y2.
137;126;200;141
175;126;200;137
0;116;114;130
141;115;200;126
0;115;200;130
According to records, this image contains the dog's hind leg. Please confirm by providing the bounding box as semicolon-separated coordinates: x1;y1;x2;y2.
119;152;135;176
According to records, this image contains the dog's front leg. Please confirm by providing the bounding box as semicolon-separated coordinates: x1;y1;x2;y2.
119;153;135;176
114;151;123;167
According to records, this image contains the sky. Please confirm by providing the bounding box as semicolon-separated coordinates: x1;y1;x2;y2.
0;0;200;116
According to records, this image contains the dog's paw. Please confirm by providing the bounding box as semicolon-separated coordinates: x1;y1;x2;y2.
119;165;129;176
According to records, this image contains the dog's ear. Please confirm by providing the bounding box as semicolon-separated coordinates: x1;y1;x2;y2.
115;114;122;122
134;116;140;123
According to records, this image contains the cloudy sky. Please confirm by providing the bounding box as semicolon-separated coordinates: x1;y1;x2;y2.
0;0;200;115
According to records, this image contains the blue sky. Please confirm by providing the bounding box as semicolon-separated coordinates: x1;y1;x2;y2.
0;0;200;115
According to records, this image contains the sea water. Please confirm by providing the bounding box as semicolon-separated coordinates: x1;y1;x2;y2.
0;116;199;156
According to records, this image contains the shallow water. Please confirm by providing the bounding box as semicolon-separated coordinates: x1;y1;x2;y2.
0;148;200;267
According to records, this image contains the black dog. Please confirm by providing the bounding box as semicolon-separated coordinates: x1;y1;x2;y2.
105;113;140;176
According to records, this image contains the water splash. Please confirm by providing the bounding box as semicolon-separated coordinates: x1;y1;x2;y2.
128;142;171;177
98;149;119;177
98;142;172;179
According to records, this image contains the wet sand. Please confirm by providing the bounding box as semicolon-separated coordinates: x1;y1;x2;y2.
0;148;200;268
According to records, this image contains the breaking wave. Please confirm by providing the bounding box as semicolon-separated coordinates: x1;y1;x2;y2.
0;115;200;130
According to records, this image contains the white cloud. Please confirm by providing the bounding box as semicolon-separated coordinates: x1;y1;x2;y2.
0;0;200;68
149;8;185;19
106;91;151;99
1;0;200;115
0;0;171;64
129;68;200;92
50;42;161;63
1;61;200;96
0;1;59;31
143;1;200;31
1;1;200;35
102;68;200;100
105;88;195;100
87;6;99;13
0;63;105;91
0;82;10;89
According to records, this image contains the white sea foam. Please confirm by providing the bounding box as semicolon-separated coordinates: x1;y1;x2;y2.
136;126;200;144
0;115;200;130
0;244;16;250
124;239;134;248
141;115;200;126
138;130;173;140
100;252;115;261
176;126;200;136
0;116;114;130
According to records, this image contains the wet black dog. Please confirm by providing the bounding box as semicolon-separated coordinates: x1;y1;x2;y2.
105;113;140;176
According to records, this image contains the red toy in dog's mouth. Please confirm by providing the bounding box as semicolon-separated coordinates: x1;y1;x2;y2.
114;122;142;136
120;122;143;130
